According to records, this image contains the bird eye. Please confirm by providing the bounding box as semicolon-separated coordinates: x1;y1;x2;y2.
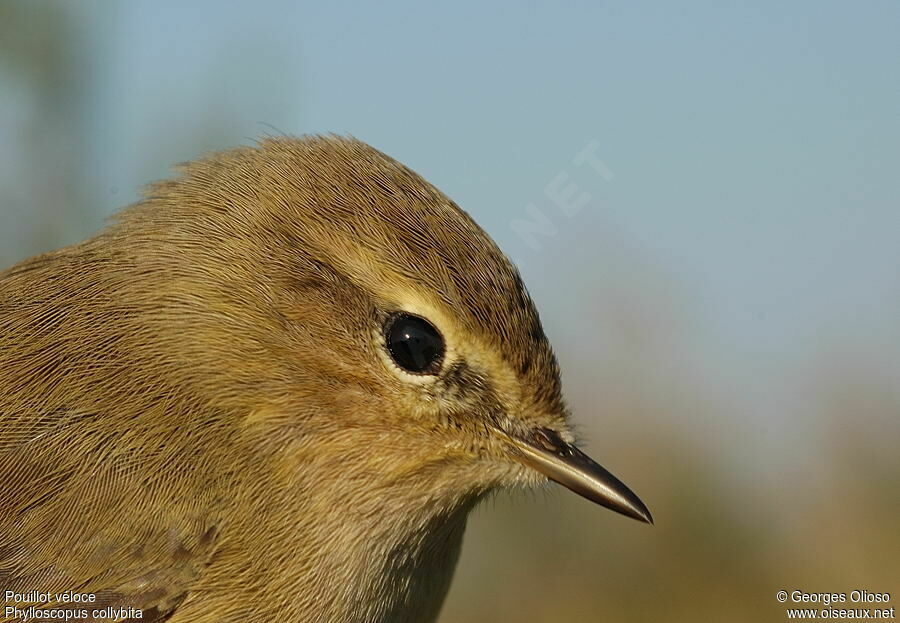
384;313;445;375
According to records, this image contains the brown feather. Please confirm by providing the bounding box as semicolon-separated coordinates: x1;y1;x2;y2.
0;136;570;622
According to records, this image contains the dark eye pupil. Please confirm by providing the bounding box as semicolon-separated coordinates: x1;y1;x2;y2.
385;313;445;374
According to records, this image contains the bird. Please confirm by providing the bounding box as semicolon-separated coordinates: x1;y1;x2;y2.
0;135;651;623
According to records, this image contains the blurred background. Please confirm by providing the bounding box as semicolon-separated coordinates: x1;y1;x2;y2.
1;1;897;620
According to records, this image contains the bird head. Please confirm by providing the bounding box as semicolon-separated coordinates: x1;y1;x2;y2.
112;135;651;524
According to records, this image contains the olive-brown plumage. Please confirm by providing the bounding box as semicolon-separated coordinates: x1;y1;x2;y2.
0;136;649;623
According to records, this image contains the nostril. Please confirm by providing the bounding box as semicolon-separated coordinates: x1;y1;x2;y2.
533;428;564;455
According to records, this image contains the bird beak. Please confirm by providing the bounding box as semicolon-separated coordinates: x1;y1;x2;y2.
501;426;653;524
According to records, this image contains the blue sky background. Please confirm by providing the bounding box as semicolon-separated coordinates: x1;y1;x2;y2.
3;0;899;460
2;2;899;618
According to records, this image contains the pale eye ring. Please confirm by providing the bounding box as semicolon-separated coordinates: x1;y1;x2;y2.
383;313;445;375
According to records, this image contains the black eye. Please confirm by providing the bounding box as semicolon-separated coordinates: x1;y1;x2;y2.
384;313;445;375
